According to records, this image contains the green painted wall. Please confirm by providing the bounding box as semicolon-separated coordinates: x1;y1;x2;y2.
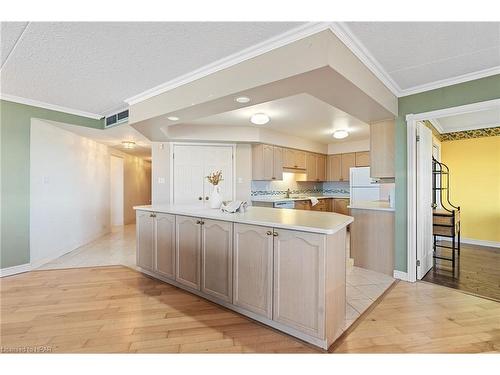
0;100;103;268
394;74;500;272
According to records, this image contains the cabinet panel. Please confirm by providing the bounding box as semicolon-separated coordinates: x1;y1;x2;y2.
316;155;326;181
136;211;154;271
201;219;233;303
355;151;370;167
263;145;274;180
295;150;306;169
333;199;350;216
341;153;356;181
284;148;295;168
233;224;273;319
273;146;283;180
294;200;311;210
327;154;342;181
175;215;201;290
370;120;395;178
305;153;317;181
155;213;176;280
273;229;325;338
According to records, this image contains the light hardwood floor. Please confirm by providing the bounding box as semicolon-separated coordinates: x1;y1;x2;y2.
1;266;498;353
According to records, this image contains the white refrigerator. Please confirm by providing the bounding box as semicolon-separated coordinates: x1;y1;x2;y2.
349;167;380;203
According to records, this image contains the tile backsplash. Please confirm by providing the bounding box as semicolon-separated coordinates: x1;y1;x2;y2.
251;173;350;197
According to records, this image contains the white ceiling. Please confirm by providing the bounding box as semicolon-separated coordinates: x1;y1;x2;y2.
432;106;500;133
46;120;152;159
343;22;500;94
0;22;304;116
185;93;370;144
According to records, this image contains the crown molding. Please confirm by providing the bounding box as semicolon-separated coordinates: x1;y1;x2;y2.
124;22;332;106
328;22;402;97
399;66;500;97
0;93;103;120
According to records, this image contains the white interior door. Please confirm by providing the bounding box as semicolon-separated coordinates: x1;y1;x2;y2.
173;144;234;205
416;122;433;279
110;156;124;226
202;146;234;203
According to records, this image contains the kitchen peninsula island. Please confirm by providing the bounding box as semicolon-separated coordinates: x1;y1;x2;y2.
134;205;353;349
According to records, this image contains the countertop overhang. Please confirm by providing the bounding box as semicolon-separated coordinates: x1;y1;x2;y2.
251;194;350;203
134;205;353;235
348;201;395;212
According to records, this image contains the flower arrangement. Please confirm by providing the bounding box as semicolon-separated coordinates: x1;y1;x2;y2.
206;170;223;186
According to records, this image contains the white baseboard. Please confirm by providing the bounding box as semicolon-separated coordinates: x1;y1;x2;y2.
0;263;32;277
436;236;500;248
393;270;409;281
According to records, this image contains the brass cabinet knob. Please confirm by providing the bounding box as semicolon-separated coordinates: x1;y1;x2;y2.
196;220;201;224
200;221;205;225
273;232;278;237
205;196;209;200
266;230;272;235
198;196;202;200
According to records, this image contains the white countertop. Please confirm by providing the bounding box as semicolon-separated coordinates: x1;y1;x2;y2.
348;201;395;212
134;205;353;235
251;194;350;203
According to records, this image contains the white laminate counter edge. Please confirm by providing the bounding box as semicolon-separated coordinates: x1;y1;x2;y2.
134;205;353;235
251;195;350;203
348;204;395;212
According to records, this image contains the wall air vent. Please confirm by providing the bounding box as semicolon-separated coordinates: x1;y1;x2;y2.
105;109;129;128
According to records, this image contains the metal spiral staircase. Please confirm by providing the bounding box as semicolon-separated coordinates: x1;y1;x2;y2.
432;157;461;270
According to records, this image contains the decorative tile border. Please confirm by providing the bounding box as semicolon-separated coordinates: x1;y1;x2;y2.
251;188;349;197
441;126;500;141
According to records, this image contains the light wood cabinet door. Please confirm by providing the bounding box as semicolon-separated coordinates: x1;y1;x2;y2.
233;224;273;319
327;154;342;181
370;120;395;178
294;200;311;210
295;150;306;169
355;151;370;167
317;155;326;181
155;213;176;280
262;144;274;180
273;229;326;338
273;146;283;180
201;219;233;303
306;153;317;181
136;211;154;271
284;148;295;168
333;199;350;216
175;215;201;290
341;153;356;181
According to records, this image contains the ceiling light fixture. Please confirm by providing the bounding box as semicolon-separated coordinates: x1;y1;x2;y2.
250;113;270;125
333;130;349;139
122;141;136;149
235;96;251;103
167;116;180;121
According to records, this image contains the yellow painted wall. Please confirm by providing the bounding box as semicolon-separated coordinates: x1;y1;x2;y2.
441;135;500;243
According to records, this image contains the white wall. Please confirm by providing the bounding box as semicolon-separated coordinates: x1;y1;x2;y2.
30;119;111;266
110;155;124;226
151;142;171;205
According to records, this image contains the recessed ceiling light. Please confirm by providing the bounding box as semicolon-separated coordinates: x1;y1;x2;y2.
333;130;349;139
235;96;250;103
167;116;179;121
250;113;270;125
122;141;136;149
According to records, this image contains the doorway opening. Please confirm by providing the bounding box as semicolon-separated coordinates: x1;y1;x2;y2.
407;99;500;301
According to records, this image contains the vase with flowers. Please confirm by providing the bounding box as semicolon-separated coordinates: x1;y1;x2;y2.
206;170;224;209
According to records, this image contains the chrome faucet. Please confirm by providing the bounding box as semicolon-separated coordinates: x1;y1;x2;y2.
286;188;291;198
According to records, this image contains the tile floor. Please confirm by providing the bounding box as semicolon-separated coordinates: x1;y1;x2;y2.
36;224;395;331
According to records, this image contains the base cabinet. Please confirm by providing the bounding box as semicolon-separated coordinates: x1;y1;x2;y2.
233;224;273;319
135;210;346;349
175;215;202;290
201;219;233;303
273;229;325;338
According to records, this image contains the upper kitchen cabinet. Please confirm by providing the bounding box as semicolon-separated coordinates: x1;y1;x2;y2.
327;153;355;182
370;120;395;179
355;151;370;167
283;148;306;170
304;153;326;182
252;144;283;181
